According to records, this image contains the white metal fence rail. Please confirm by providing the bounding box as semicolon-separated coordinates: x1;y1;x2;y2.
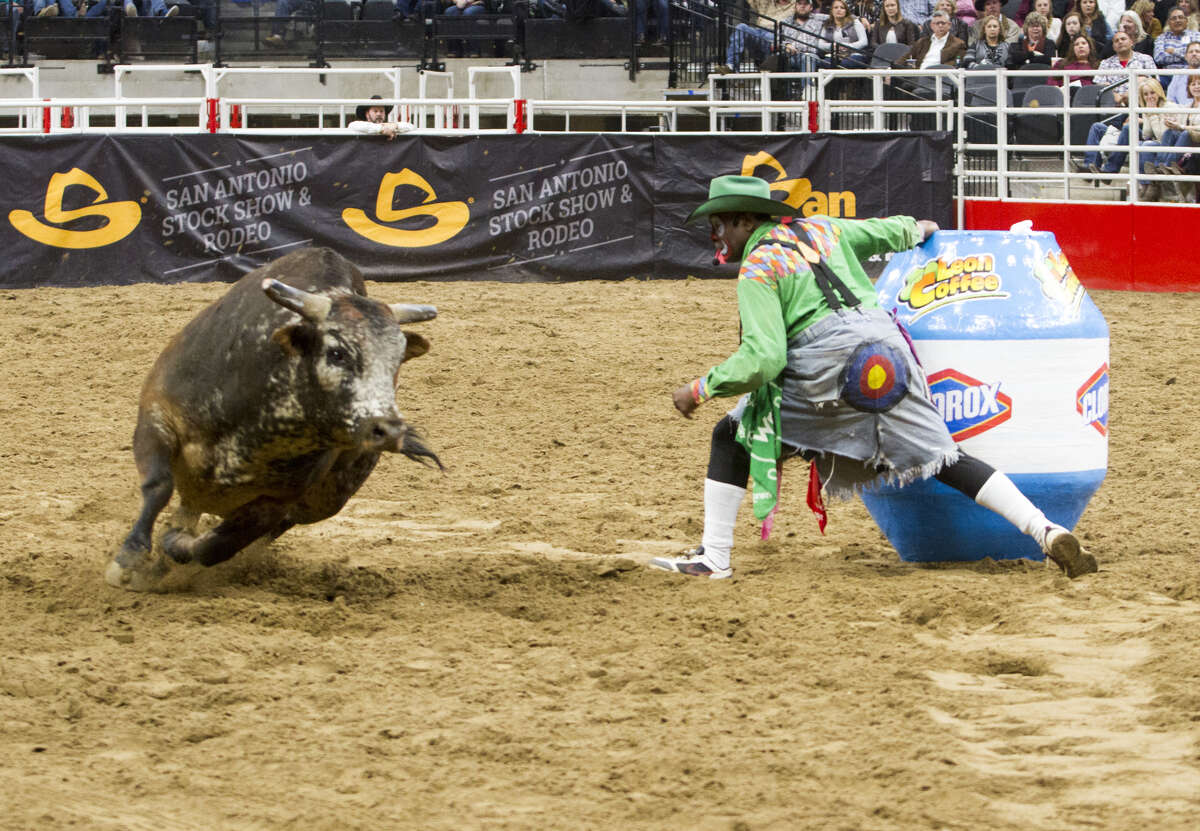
3;63;1196;219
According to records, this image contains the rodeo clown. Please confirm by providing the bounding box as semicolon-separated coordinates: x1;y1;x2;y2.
650;175;1098;581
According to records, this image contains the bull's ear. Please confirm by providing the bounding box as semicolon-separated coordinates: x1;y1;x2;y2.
402;332;431;361
271;323;311;356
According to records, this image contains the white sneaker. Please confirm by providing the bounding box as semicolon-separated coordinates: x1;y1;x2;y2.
165;4;179;16
1037;524;1097;579
649;546;732;580
37;3;59;16
124;2;138;15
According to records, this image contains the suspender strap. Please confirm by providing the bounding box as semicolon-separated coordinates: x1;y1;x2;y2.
751;233;862;312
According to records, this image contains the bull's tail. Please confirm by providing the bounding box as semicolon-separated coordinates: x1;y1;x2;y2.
401;427;444;471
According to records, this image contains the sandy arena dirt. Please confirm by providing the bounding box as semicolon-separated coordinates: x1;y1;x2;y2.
1;278;1198;831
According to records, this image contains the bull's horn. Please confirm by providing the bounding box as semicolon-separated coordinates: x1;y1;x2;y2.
389;303;438;323
262;278;332;323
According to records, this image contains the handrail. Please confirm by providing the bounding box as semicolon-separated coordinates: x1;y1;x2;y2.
2;63;1196;206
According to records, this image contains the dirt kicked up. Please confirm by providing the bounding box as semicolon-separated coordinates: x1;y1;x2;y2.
1;280;1198;831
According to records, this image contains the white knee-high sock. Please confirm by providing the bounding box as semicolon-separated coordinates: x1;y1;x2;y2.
700;478;746;571
973;471;1049;538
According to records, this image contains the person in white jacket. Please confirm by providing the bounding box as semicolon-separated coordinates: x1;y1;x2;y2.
348;96;416;140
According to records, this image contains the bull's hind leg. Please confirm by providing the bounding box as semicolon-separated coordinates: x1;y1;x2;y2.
162;497;288;568
106;420;176;591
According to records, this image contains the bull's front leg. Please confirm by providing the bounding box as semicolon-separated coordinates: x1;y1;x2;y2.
106;425;176;591
162;496;290;568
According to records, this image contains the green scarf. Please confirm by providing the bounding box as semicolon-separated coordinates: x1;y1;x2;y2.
734;379;783;532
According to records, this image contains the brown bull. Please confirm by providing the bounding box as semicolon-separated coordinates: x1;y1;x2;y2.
106;247;441;591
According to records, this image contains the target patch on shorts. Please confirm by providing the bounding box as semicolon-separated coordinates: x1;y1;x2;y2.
840;341;910;413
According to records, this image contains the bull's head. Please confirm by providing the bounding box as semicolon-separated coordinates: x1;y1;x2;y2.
262;278;442;469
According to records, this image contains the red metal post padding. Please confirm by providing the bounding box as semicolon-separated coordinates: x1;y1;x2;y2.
206;98;219;133
42;99;50;134
962;198;1199;292
513;98;527;134
60;107;74;129
230;104;242;129
808;100;818;132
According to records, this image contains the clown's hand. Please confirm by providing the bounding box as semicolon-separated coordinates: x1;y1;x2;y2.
673;384;699;419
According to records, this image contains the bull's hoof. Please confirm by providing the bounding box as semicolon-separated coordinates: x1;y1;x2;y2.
161;528;194;564
105;550;171;592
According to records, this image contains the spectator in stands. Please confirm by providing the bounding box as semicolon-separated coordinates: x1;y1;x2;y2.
349;96;417;140
1049;31;1099;84
965;13;1011;64
123;0;181;15
817;0;870;66
897;0;934;26
1056;9;1085;54
968;0;1019;44
1131;0;1163;40
905;8;967;65
566;0;628;17
762;0;828;73
31;0;77;16
1148;72;1200;199
1152;0;1177;28
1073;0;1111;49
1008;11;1054;66
716;0;801;73
1074;78;1166;176
34;0;137;17
1096;77;1171;174
1180;0;1200;31
1033;0;1060;41
870;0;921;47
1154;7;1200;85
955;0;975;28
747;0;800;28
1095;0;1124;33
923;0;969;42
265;0;318;45
1097;29;1158;102
635;0;669;44
1167;39;1200;101
1110;10;1155;57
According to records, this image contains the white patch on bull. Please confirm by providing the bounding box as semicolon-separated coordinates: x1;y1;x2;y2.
316;328;408;439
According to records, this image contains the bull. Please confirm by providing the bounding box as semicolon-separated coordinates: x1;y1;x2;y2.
106;247;441;592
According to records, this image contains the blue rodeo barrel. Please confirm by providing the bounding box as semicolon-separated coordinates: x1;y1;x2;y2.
862;227;1109;563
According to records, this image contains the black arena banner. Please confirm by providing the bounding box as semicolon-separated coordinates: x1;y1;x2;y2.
0;132;951;289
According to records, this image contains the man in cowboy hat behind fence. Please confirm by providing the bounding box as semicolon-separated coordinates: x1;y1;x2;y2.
650;174;1097;580
348;95;416;140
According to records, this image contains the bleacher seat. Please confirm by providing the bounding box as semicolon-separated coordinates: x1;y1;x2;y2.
869;42;909;69
324;0;354;19
361;0;395;19
521;17;630;60
1013;84;1063;146
23;18;111;61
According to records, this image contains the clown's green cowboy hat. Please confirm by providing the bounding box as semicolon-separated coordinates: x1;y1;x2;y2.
686;175;794;223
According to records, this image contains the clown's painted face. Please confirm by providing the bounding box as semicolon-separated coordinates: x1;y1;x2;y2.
709;214;756;265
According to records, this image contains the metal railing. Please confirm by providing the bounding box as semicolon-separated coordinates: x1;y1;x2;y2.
3;62;1197;215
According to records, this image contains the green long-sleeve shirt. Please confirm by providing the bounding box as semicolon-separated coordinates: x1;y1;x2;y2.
701;215;921;400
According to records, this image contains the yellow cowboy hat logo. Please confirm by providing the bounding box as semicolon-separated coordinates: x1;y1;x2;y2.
9;168;142;249
342;169;469;248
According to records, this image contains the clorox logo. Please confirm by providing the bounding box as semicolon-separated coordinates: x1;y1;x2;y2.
1076;363;1109;437
927;369;1013;441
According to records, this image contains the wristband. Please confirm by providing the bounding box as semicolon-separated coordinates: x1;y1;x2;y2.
690;377;710;404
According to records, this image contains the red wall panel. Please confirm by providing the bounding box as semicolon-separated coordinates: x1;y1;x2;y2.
962;199;1199;292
